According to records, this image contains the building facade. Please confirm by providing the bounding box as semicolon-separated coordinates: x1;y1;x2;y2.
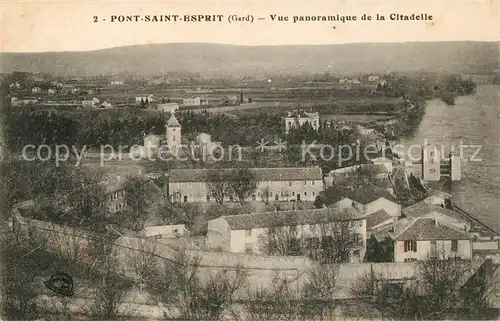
208;207;366;262
156;103;179;113
168;167;324;204
284;111;320;133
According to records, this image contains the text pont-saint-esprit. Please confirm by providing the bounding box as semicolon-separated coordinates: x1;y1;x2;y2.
95;13;433;23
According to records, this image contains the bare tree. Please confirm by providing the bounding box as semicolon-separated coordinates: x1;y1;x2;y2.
300;264;340;320
124;238;159;288
244;271;303;321
84;240;132;320
351;255;500;320
228;168;257;204
206;169;232;204
191;267;248;320
259;222;301;256
261;186;271;205
307;217;361;264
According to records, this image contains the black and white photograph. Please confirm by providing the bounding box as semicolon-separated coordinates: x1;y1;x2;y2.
1;1;500;320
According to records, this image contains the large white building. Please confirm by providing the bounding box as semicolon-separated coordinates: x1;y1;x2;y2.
284;110;320;133
207;207;366;262
168;167;324;204
156;103;179;113
182;97;208;106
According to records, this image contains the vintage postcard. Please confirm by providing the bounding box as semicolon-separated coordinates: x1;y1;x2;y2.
1;1;500;320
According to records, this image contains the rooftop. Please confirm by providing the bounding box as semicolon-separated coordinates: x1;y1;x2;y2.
364;209;395;231
324;183;399;205
166;114;181;127
168;167;323;183
286;110;319;119
373;216;472;241
219;207;364;230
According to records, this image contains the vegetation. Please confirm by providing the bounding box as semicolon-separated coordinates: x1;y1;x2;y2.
351;255;500;320
205;168;257;204
258;211;361;263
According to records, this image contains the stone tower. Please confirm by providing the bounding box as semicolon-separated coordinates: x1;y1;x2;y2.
450;152;461;181
165;111;181;156
421;144;441;181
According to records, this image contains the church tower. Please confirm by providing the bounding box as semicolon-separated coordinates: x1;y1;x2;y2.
165;111;181;156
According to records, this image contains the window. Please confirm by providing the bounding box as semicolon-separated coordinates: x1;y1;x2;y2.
404;258;417;263
206;195;210;202
451;240;458;252
312;191;315;196
292;192;295;196
358;220;363;227
183;195;188;203
304;180;308;186
404;240;417;252
429;151;434;157
289;181;293;187
252;194;256;201
275;194;279;201
430;159;434;165
257;192;261;196
304;192;308;197
312;180;315;186
245;229;252;237
429;169;436;173
173;229;178;233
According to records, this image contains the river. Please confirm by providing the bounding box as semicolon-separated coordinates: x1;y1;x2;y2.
398;85;500;233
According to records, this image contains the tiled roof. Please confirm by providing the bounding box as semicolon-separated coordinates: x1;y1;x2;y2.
168;167;323;183
348;184;399;204
324;183;398;205
402;202;465;221
374;217;472;241
166;114;181;127
365;209;394;230
286;110;319;118
220;207;363;230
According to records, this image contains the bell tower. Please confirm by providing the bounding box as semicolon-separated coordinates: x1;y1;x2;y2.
165;111;181;156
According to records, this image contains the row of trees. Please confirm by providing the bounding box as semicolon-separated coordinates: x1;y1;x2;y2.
204;168;258;204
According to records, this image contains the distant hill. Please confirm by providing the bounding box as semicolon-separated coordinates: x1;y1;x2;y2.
1;42;498;77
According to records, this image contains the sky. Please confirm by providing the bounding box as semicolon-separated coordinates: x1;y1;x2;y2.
1;0;499;53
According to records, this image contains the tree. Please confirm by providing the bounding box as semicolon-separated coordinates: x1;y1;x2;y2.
124;238;159;288
259;219;301;256
300;264;340;321
121;175;159;230
261;186;272;205
352;255;500;320
0;235;41;320
228;168;257;204
84;254;132;320
206;169;232;204
306;214;361;264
